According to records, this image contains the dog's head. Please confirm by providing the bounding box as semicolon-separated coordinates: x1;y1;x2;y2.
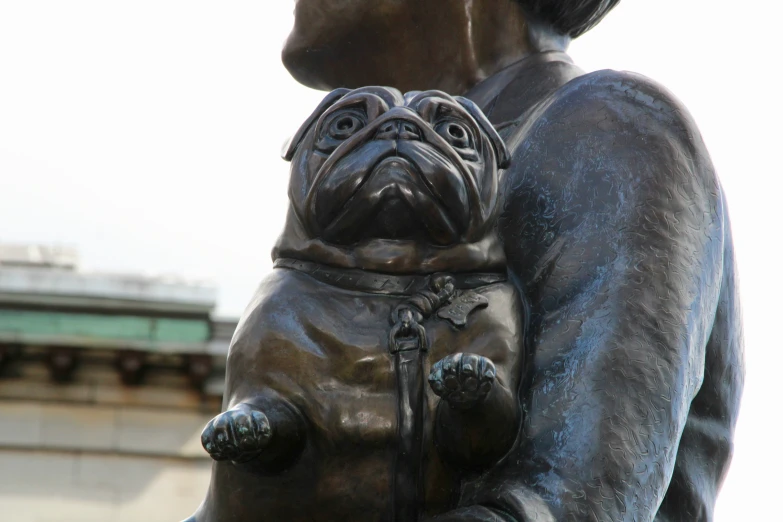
282;87;510;247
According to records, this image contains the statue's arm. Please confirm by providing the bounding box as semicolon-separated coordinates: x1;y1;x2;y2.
449;71;735;521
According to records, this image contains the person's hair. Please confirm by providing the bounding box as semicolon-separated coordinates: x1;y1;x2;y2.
517;0;620;38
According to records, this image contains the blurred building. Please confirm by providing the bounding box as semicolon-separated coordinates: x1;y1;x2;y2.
0;243;234;521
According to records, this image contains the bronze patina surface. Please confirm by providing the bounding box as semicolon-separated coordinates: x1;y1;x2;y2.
191;88;525;521
189;1;743;521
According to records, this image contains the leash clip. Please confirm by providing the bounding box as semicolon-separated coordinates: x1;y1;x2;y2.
389;306;427;354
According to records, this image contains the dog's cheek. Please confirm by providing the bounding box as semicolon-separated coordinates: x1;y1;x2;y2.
477;138;500;203
288;145;326;219
306;152;328;187
288;149;312;209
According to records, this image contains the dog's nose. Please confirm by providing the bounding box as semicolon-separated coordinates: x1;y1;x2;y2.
375;120;421;141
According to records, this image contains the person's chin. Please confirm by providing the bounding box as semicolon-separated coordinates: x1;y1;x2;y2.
281;33;324;89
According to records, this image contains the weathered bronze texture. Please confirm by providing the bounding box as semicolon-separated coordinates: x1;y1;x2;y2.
190;88;524;521
189;1;743;521
282;0;535;95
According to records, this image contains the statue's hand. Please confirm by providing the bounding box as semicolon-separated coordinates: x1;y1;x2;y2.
428;353;496;410
201;404;272;463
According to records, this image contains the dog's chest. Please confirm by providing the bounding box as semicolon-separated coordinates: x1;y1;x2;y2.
222;270;525;518
272;276;524;446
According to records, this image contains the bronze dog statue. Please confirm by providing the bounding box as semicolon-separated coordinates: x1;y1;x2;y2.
189;87;524;522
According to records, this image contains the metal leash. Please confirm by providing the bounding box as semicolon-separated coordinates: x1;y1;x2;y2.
389;274;456;522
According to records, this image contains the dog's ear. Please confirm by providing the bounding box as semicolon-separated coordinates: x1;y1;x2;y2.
282;88;352;161
455;96;511;169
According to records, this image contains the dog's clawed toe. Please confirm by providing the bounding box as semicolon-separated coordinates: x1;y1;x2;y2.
201;404;272;463
429;353;496;410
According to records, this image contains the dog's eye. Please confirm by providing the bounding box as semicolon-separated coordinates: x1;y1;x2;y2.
315;110;368;153
327;113;365;140
435;121;472;150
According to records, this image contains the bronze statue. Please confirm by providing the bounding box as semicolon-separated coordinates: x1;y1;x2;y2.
194;87;524;521
189;1;744;521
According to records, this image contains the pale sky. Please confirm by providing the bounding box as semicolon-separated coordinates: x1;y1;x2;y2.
0;1;780;519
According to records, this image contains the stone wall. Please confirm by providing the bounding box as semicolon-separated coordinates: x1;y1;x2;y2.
0;356;220;521
0;450;211;522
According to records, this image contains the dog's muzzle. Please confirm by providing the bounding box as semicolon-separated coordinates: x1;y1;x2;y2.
305;113;476;245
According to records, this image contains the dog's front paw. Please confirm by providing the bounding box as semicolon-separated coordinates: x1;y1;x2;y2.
201;404;272;463
428;353;496;410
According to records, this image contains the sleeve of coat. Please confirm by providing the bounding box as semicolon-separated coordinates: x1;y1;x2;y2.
461;70;731;521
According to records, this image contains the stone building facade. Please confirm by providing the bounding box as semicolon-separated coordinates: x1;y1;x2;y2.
0;244;233;521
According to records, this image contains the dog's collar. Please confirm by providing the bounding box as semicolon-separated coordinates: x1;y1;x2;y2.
274;257;506;296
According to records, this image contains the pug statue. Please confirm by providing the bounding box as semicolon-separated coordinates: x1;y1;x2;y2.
188;87;524;522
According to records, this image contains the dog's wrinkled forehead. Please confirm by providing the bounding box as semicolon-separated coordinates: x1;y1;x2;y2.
282;86;510;168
